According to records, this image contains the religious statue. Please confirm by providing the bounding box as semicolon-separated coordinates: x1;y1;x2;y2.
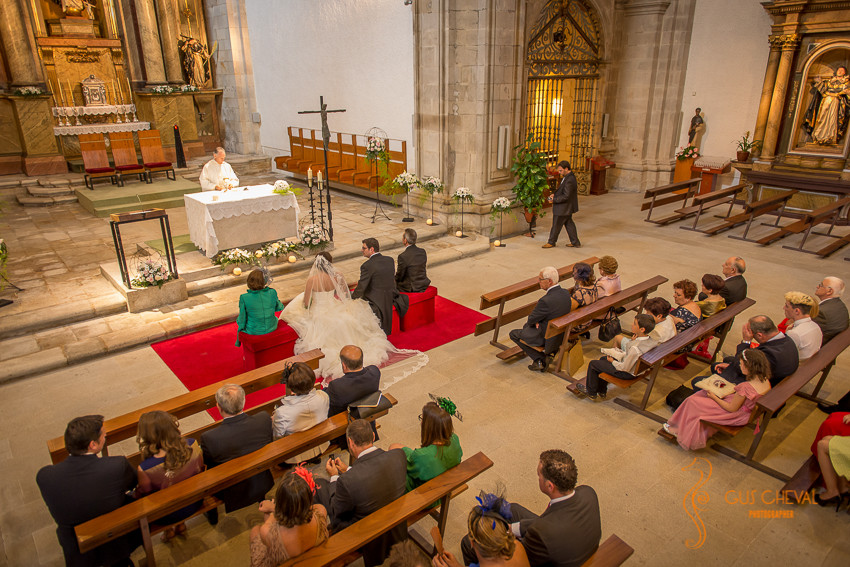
801;65;850;145
179;36;214;88
56;0;94;18
687;107;705;146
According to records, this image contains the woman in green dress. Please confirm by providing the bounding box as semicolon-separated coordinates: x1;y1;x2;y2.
392;401;463;491
236;269;284;346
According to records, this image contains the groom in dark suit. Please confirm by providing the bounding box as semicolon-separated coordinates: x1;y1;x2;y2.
543;160;581;248
353;237;396;335
510;266;572;372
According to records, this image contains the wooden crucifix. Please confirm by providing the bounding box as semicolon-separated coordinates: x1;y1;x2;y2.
298;96;346;241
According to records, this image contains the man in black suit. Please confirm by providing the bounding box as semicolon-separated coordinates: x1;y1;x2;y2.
542;160;580;248
814;277;850;414
510;266;572;372
697;315;799;388
320;419;407;566
352;237;396;335
395;228;431;293
36;415;140;567
699;256;748;305
460;450;601;567
200;384;273;522
326;345;381;417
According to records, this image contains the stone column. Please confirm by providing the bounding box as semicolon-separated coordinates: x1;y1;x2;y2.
752;36;782;156
0;0;44;86
134;0;167;85
155;0;184;84
760;34;799;161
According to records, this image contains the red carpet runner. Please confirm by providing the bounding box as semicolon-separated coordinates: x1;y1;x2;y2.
151;296;488;411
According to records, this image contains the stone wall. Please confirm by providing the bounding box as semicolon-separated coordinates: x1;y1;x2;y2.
204;0;261;155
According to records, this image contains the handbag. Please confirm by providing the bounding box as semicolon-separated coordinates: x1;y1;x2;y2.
598;309;622;342
666;384;696;410
347;391;393;420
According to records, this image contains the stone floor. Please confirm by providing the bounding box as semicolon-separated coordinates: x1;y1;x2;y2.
0;185;849;566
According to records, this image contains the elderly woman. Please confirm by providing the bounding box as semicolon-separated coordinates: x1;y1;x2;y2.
695;274;726;319
236;269;284;346
670;279;701;332
595;255;621;298
571;262;598;335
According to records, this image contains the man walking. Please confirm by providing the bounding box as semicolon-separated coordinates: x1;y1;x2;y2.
543;160;580;248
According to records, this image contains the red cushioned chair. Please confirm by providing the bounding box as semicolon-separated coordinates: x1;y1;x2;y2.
79;134;119;190
138;129;176;182
239;320;299;371
109;132;147;184
399;286;438;332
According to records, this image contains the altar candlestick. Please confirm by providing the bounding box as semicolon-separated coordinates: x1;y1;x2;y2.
317;170;323;183
308;167;313;187
111;80;118;105
126;77;133;104
67;80;74;106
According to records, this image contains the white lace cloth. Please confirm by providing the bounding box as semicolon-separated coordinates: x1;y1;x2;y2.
52;104;137;115
53;122;151;136
184;184;300;257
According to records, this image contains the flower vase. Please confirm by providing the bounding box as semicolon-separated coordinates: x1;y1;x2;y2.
673;157;697;183
495;212;506;247
523;209;536;237
736;151;750;162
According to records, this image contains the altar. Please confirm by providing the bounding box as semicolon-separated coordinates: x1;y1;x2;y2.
184;185;300;257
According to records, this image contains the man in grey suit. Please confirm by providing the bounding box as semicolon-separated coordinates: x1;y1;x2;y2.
352;237;396;335
461;450;601;567
814;277;850;414
510;266;572;372
395;228;431;293
542;160;580;248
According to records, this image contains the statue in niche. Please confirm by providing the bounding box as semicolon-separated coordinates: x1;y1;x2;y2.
54;0;95;18
801;65;850;145
687;107;705;147
179;36;215;88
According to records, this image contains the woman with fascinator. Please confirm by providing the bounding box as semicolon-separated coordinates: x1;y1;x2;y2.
281;252;412;381
434;491;530;567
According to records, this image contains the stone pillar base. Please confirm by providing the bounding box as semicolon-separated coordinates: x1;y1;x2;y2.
0;155;22;175
22;155;67;176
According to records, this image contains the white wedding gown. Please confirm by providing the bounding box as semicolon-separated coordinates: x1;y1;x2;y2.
281;290;397;381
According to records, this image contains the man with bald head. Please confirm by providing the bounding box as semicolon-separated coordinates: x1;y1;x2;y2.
199;147;239;191
699;256;747;305
325;345;381;443
813;276;848;345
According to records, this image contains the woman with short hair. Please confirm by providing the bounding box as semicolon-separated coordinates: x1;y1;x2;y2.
236;269;284;346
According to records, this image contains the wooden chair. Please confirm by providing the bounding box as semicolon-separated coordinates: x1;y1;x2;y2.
108;132;146;184
137;130;175;183
79;133;119;190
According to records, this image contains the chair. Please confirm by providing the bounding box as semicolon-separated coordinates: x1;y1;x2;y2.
138;130;176;183
79;134;119;190
108;132;146;184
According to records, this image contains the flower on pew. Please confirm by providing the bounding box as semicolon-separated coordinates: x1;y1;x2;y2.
452;187;474;204
291;465;317;494
131;259;173;288
429;393;463;421
273;179;302;197
299;224;329;250
675;145;700;161
393;171;421;193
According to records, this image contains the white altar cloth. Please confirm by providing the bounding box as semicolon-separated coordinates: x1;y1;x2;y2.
184;184;300;257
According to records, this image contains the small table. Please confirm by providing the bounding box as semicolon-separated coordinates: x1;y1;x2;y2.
184;184;300;257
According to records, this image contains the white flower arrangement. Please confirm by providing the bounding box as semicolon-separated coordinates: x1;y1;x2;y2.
421;176;444;194
366;137;385;153
131;259;173;288
212;239;300;269
365;137;389;164
452;186;474;203
13;86;44;96
272;179;301;196
393;171;420;193
491;196;512;212
151;85;172;94
300;224;329;249
180;84;199;92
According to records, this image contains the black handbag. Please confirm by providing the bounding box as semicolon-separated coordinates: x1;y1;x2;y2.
666;385;696;410
598;309;622;342
347;391;393;420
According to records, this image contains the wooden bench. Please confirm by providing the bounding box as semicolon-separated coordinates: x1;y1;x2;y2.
239;319;300;371
571;298;755;420
780;455;820;504
774;196;850;257
475;257;601;350
641;179;701;224
700;189;798;239
280;452;494;566
678;184;745;232
707;327;850;480
582;534;634;566
545;276;668;382
47;350;324;465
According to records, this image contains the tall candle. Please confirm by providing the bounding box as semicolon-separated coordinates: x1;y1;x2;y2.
67;80;74;106
308;167;313;186
317;169;323;182
126;77;133;104
111;80;117;105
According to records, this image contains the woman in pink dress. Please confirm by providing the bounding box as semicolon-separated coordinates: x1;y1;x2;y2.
663;349;771;450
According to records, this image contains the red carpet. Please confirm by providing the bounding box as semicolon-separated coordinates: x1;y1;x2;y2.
151;296;488;411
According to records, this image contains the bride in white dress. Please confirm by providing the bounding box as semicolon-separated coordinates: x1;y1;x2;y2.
280;252;426;383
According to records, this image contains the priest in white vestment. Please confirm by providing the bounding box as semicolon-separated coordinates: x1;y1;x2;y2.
199;147;239;191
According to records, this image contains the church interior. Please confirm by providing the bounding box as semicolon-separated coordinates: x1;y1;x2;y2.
1;0;849;565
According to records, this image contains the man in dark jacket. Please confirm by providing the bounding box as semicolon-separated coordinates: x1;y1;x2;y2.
352;238;396;335
699;257;748;305
543;160;580;248
326;345;381;444
510;266;572;372
37;415;140;567
396;228;431;293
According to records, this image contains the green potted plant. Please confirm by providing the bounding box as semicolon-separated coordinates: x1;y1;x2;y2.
735;131;761;162
510;135;549;236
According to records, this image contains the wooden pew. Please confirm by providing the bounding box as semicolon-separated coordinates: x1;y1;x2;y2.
340;136;371;186
276;126;303;171
568;298;755;420
475;257;601;349
707;327;850;480
780;455;820;504
74;394;399;566
640;179;701;224
47;350;324;465
582;534;634;567
700;189;798;238
678;184;745;232
280;452;494;566
329;133;356;180
775;196;850;257
293;130;319;174
545;276;668;382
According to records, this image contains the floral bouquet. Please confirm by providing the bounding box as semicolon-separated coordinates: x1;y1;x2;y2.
213;247;254;268
490;196;513;221
180;85;199;93
259;239;298;261
273;179;301;196
13;86;43;97
151;85;173;95
300;224;329;250
675;145;700;161
393;171;420;193
421;176;444;194
131;259;173;288
452;186;474;203
365;137;389;163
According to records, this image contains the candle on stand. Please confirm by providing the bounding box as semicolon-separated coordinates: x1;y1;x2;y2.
307;167;313;187
67;80;74;106
125;77;133;105
317;169;323;184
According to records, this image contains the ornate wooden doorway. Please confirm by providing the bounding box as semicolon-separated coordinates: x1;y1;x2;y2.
525;0;601;186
